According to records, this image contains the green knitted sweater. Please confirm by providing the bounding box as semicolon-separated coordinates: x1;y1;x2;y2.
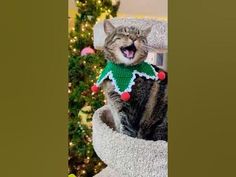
96;61;157;94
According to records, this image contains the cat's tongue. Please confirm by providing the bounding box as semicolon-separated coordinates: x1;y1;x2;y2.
124;50;134;58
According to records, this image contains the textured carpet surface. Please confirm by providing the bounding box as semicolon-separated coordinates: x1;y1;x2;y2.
93;105;168;177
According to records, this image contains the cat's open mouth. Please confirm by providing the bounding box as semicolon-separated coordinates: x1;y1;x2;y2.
120;43;137;59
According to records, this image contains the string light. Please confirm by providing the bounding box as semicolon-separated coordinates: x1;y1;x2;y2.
68;0;120;175
84;157;90;164
81;170;86;174
81;24;85;32
96;18;101;23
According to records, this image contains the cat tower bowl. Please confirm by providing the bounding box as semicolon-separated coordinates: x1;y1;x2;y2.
92;18;168;177
93;106;168;177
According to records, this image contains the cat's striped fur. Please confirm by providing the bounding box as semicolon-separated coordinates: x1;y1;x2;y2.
102;20;168;141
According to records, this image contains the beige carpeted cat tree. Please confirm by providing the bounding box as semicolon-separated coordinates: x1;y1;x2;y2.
92;18;168;177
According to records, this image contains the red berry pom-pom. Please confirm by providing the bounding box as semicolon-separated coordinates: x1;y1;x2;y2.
157;71;166;80
91;84;99;93
120;92;131;101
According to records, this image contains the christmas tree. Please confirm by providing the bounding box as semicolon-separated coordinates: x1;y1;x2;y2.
68;0;120;176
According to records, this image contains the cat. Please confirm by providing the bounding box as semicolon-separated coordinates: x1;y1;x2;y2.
101;20;168;141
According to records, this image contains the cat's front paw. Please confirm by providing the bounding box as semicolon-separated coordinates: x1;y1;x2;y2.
119;113;137;138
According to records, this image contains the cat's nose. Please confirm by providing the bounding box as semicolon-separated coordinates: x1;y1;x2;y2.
129;36;136;42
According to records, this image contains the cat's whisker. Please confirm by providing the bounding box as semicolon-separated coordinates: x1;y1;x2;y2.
142;44;168;53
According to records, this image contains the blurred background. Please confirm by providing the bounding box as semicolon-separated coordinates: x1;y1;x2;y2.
69;0;167;30
68;1;167;177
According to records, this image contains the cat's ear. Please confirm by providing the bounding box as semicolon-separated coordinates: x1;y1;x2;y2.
143;26;152;37
104;20;115;35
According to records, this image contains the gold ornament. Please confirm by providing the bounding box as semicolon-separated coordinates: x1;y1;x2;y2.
78;106;92;127
68;174;76;177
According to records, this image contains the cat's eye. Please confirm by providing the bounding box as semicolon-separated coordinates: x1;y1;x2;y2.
113;37;121;42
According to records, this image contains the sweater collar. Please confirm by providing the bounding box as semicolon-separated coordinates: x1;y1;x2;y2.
96;61;157;94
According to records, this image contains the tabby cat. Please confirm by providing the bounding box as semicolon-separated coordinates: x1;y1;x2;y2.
101;20;168;141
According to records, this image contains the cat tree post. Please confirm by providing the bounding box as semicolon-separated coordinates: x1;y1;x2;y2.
92;18;168;177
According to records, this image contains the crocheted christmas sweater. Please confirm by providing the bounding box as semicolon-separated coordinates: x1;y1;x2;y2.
96;61;159;94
